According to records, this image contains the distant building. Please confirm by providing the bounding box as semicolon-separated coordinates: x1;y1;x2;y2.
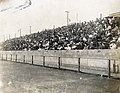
109;12;120;17
109;12;120;28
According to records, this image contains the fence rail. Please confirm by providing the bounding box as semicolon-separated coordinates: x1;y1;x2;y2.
0;52;119;79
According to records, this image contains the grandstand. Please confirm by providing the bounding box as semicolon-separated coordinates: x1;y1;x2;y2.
1;16;120;51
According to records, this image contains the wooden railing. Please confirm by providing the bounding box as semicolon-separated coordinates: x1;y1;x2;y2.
0;52;116;78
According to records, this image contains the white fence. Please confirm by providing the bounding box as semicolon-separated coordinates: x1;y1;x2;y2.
0;49;120;78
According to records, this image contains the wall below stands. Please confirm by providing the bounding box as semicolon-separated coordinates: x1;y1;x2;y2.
0;49;120;78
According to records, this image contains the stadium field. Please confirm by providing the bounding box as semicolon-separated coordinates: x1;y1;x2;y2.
0;60;120;93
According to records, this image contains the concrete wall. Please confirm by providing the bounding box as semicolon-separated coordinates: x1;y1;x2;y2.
0;49;120;77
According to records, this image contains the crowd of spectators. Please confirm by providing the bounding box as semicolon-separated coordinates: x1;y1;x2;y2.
2;16;120;51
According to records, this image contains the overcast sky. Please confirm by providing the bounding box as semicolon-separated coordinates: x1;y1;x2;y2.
0;0;120;42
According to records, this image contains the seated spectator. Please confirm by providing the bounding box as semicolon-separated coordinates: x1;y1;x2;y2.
1;16;120;50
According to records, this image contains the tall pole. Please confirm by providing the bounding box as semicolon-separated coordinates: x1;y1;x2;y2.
15;33;16;38
65;11;69;26
53;25;55;29
18;29;21;37
76;13;78;23
6;35;8;40
20;29;21;37
9;34;10;40
100;13;102;19
30;26;31;34
3;35;5;42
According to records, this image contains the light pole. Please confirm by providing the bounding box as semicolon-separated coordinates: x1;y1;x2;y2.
65;11;69;26
9;34;10;40
3;35;5;41
18;29;21;37
53;25;55;29
15;33;16;38
30;26;31;34
100;13;102;19
76;13;78;23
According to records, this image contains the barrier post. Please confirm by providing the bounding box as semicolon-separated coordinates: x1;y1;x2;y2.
108;60;111;78
58;57;61;69
113;60;115;73
23;55;25;63
2;54;3;60
43;56;45;66
6;54;7;61
78;58;80;72
32;55;33;64
11;54;12;61
15;55;17;62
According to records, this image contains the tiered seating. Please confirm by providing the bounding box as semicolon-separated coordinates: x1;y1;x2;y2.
2;16;120;50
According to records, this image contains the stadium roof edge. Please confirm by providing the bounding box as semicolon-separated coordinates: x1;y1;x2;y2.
109;12;120;17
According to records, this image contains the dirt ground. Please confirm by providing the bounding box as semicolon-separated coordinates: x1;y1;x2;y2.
0;60;120;93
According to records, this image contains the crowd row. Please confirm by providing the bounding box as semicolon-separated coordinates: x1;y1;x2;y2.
2;16;120;50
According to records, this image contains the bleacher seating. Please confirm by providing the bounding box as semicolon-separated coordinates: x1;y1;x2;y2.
2;16;120;50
